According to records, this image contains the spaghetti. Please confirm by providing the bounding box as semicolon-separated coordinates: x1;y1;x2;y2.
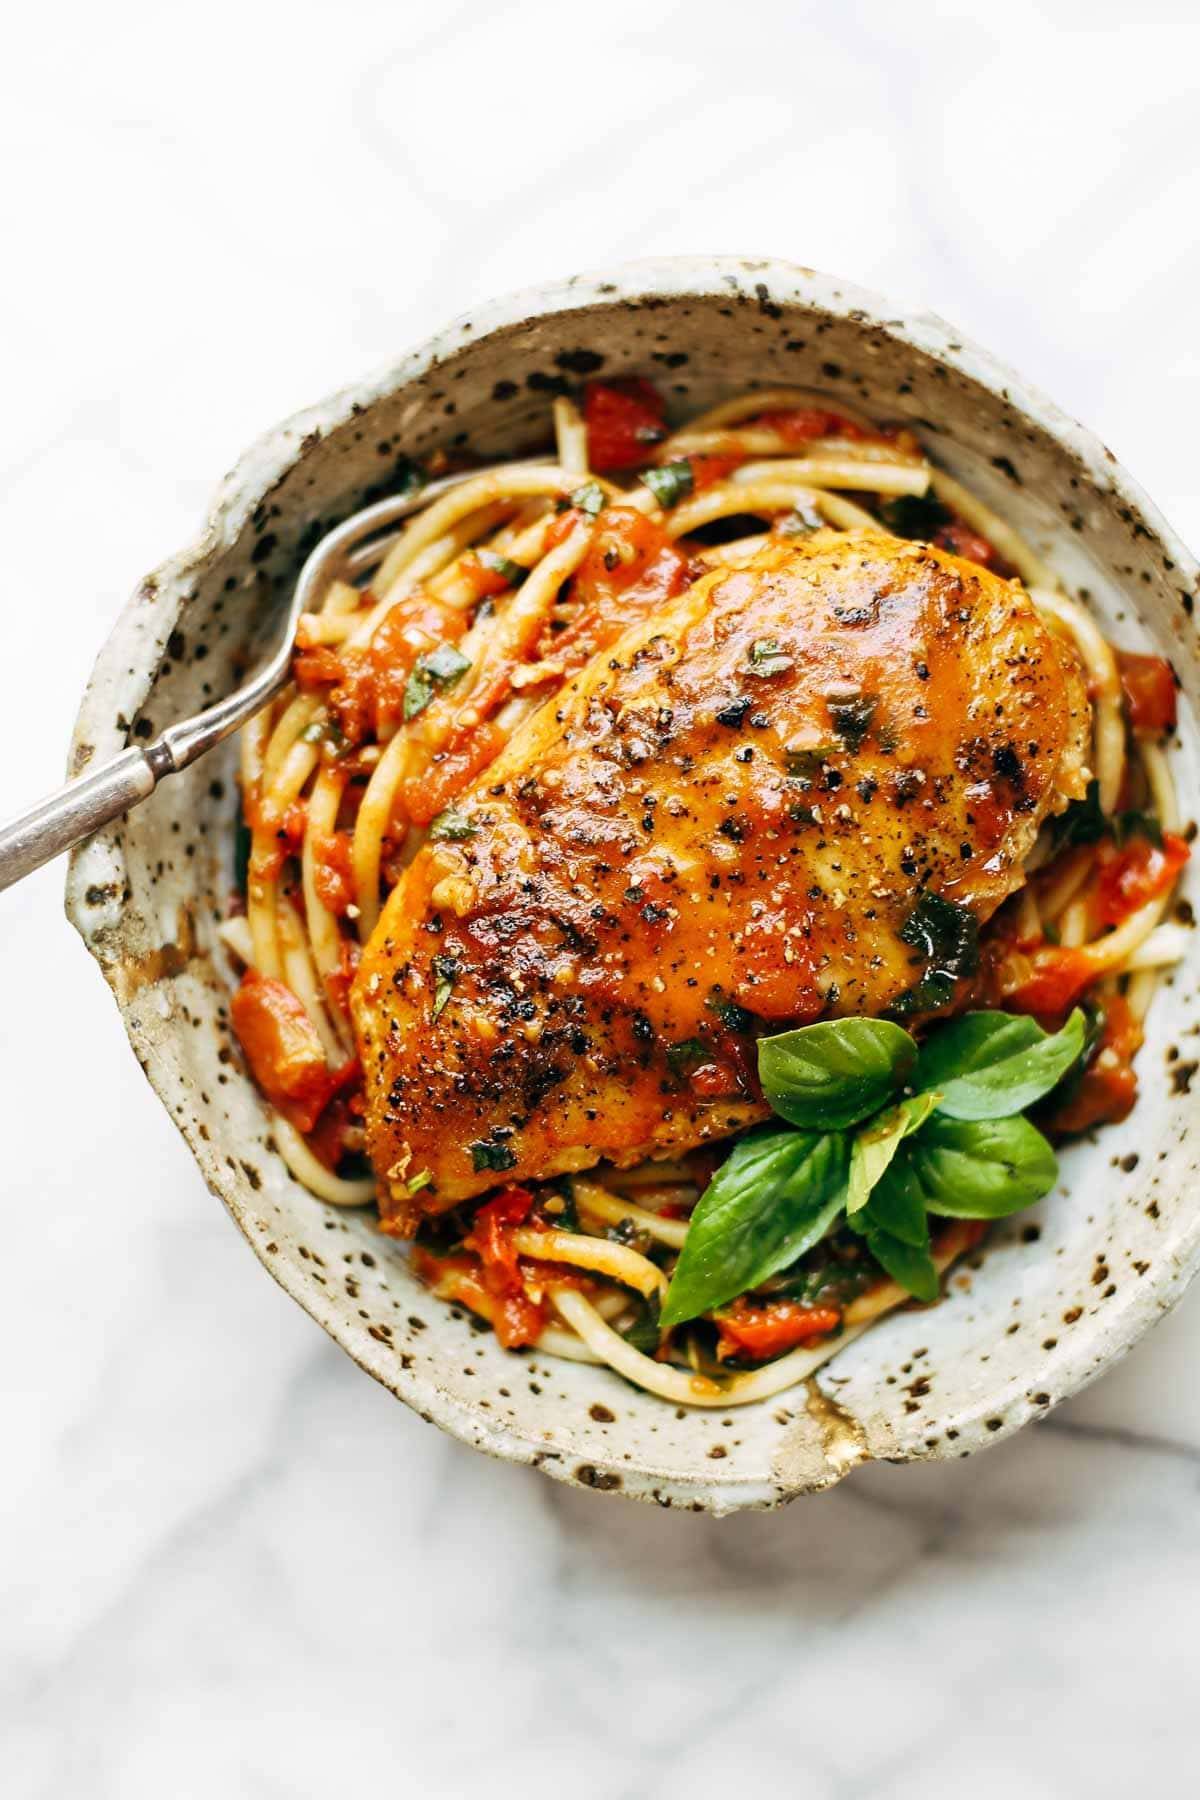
224;380;1188;1405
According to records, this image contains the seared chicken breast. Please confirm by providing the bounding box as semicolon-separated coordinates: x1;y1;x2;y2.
352;530;1090;1227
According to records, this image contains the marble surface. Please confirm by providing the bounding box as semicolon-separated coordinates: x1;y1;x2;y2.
4;2;1200;1793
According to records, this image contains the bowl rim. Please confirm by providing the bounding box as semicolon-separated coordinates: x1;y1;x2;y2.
65;255;1200;1510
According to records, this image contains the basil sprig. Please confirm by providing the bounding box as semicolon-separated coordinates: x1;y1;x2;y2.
661;1007;1084;1327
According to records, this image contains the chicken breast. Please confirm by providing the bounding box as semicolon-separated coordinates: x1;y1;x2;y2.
352;530;1090;1227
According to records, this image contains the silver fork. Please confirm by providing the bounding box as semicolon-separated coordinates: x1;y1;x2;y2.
0;468;504;892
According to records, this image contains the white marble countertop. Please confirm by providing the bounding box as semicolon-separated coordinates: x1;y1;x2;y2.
4;3;1200;1793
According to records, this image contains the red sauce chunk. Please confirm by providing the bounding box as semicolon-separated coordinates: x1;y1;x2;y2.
754;407;868;444
1096;832;1189;928
463;1186;546;1348
312;830;355;914
1118;650;1177;736
715;1297;843;1362
583;379;666;471
545;507;693;669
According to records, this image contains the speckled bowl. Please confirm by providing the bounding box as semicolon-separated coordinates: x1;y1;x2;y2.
66;257;1200;1512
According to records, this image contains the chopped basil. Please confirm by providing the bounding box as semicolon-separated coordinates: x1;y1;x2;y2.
1052;779;1164;852
748;638;794;676
431;953;460;1021
477;550;529;587
891;892;980;1017
470;1139;517;1173
666;1037;709;1081
784;743;834;779
429;808;478;842
1050;779;1108;849
570;480;606;517
708;994;754;1034
828;692;878;752
620;1292;662;1353
642;459;694;508
403;643;472;720
878;493;952;539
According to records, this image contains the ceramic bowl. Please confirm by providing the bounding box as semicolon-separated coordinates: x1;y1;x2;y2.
66;257;1200;1512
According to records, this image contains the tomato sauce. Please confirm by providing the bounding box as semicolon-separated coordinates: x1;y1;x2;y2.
544;506;693;670
400;721;506;826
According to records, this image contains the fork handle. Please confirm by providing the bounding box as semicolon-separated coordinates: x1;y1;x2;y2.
0;745;166;892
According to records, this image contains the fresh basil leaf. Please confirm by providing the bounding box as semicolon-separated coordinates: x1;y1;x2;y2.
865;1228;941;1302
759;1017;916;1130
909;1114;1058;1218
855;1153;931;1248
659;1127;849;1328
642;460;694;508
846;1092;940;1215
916;1008;1087;1120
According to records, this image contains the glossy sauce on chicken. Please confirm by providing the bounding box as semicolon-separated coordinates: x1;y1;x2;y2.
352;530;1090;1225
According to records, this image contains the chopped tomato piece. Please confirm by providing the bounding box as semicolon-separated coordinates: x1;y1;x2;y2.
689;1060;743;1100
583;378;666;471
689;454;743;490
230;970;357;1133
312;830;355;914
456;550;516;603
1096;831;1189;927
997;944;1095;1023
306;1089;361;1170
715;1298;842;1362
1118;650;1177;736
547;506;692;670
754;407;868;444
1044;994;1143;1135
293;645;344;688
400;721;506;825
